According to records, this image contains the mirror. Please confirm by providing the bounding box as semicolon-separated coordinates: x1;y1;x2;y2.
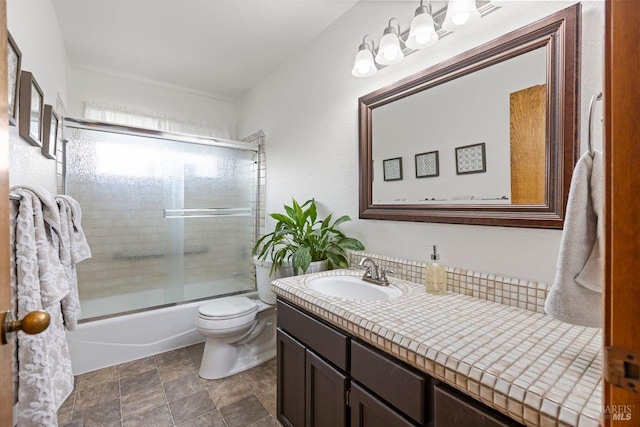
359;5;580;229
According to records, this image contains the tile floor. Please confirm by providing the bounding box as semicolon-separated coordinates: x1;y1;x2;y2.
57;342;280;427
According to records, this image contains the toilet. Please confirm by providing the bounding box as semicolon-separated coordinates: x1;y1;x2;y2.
195;257;278;379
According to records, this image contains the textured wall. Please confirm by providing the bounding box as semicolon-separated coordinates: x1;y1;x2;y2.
237;1;605;284
7;0;69;193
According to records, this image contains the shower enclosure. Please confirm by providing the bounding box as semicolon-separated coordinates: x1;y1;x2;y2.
63;119;259;320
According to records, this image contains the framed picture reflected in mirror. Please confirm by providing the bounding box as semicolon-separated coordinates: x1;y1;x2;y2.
415;151;439;178
383;157;403;181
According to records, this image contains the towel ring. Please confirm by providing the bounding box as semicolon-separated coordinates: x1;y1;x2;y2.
587;92;603;156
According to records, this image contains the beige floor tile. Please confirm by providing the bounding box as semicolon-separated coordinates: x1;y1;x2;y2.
208;376;253;408
164;372;206;402
122;404;173;427
120;369;161;397
74;381;120;411
118;356;156;379
71;398;121;427
176;410;226;427
76;366;119;391
120;383;166;419
219;396;270;427
169;390;216;425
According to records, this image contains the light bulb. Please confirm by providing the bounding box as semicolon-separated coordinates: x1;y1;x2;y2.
415;32;431;45
357;63;369;74
452;12;470;26
384;50;397;61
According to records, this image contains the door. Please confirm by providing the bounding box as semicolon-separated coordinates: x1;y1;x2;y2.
0;0;12;423
305;349;347;427
603;1;640;425
277;329;306;427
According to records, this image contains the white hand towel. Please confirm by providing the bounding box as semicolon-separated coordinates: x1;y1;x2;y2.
544;151;603;327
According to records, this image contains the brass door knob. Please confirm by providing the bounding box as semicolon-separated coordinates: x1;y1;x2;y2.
1;310;51;345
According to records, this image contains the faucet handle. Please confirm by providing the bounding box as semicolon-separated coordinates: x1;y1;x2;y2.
379;268;395;282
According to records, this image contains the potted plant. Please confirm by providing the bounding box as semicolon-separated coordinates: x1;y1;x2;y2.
252;198;365;276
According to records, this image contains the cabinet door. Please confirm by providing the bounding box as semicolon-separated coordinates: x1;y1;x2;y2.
305;349;348;427
277;329;306;427
350;382;417;427
434;384;523;427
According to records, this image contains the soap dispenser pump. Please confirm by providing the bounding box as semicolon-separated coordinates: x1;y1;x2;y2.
425;245;446;294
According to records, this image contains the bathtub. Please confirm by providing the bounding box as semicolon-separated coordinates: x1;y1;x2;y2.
66;292;258;375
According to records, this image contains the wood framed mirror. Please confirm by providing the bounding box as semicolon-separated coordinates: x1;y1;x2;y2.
359;5;580;229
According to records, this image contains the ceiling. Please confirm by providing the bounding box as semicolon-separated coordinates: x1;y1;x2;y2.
52;0;359;100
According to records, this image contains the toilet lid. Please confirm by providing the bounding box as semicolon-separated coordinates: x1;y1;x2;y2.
198;297;258;320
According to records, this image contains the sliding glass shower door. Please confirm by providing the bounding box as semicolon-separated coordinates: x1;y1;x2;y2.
64;124;258;320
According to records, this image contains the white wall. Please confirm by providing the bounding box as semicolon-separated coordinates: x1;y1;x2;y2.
7;0;69;193
237;1;605;284
66;67;237;138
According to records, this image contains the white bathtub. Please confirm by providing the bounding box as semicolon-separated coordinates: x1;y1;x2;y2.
66;292;258;375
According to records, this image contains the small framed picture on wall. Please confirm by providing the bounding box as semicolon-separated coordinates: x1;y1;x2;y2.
7;32;22;126
383;157;403;181
42;105;60;160
18;71;44;147
415;151;439;178
455;142;486;175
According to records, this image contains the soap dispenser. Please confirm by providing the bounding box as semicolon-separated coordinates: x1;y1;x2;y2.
425;245;446;294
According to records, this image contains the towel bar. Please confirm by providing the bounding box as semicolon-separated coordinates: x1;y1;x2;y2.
587;92;603;156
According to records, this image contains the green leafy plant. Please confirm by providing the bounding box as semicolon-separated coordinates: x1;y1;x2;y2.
252;198;365;275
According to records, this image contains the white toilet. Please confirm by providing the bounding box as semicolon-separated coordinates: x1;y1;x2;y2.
195;258;278;379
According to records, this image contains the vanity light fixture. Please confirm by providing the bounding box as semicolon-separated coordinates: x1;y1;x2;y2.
351;35;378;77
442;0;481;31
352;0;500;78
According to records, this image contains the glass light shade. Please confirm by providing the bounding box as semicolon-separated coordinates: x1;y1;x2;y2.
442;0;481;32
351;46;377;77
375;31;404;65
406;9;439;50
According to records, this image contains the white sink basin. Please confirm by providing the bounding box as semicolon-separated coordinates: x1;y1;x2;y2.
307;276;403;300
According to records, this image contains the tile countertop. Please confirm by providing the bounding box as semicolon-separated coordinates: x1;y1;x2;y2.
271;269;602;427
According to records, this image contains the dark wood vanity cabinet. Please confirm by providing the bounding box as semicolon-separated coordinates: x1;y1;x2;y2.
276;299;524;427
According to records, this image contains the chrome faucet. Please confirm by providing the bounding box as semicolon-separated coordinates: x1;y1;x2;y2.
357;257;394;286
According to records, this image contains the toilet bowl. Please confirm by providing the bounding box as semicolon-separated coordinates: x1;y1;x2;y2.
195;257;280;379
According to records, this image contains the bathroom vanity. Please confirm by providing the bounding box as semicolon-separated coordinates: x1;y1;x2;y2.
277;298;523;427
272;267;602;427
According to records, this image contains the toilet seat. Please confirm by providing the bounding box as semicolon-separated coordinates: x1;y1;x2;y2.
196;297;259;331
198;297;258;320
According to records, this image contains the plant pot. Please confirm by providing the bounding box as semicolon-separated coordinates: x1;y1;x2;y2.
277;259;329;278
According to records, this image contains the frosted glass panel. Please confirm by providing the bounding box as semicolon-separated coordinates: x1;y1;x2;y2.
64;127;256;319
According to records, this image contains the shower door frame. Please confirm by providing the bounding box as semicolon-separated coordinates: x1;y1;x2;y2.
61;117;262;322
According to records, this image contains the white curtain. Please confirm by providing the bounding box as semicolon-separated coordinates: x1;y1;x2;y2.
84;102;232;139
